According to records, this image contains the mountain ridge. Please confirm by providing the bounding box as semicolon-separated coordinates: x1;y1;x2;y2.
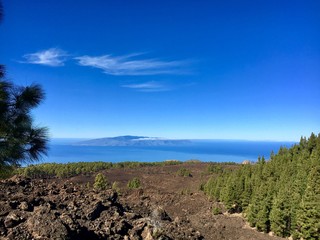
74;135;191;146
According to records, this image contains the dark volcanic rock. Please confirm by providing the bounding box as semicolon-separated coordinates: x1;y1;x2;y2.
0;176;204;240
152;206;171;221
4;211;25;228
85;201;105;220
26;211;68;239
18;201;32;211
0;202;11;216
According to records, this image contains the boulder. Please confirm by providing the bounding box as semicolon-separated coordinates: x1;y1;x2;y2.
152;207;171;221
18;202;32;211
86;201;105;220
141;226;154;240
4;212;24;228
114;219;131;235
26;212;68;239
0;202;11;216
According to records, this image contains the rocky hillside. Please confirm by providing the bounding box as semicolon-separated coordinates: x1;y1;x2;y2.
0;176;200;240
0;163;285;240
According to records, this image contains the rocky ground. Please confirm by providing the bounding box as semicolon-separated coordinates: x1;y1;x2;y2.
0;163;285;240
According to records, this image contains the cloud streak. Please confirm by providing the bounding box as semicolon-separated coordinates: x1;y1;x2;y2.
75;54;187;76
121;81;171;92
22;48;68;66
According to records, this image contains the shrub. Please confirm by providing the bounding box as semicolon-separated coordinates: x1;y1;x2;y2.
176;168;192;177
93;173;108;190
127;177;141;189
112;181;121;193
212;206;222;215
199;183;205;191
0;165;16;179
179;188;191;195
207;164;223;174
13;161;184;179
185;159;201;163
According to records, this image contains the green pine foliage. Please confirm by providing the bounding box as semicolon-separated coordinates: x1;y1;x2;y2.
127;177;141;189
0;164;16;179
270;185;292;237
93;173;108;190
1;8;48;172
207;163;223;174
176;167;192;177
112;181;121;193
203;133;320;239
0;73;49;170
13;161;183;179
296;166;320;240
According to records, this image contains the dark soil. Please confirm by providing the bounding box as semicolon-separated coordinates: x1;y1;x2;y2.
0;162;284;240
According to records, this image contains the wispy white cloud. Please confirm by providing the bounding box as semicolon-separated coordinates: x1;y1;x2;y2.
121;81;171;92
75;53;187;76
22;48;68;66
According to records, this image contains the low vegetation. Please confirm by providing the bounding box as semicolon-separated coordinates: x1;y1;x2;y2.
203;133;320;239
112;181;121;193
176;167;192;177
185;159;201;163
0;165;16;179
13;161;183;179
127;177;141;189
206;163;223;174
212;206;222;215
93;173;108;190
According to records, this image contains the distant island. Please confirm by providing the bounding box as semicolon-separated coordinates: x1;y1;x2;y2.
74;135;191;146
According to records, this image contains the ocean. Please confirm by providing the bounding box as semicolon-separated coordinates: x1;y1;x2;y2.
39;139;296;164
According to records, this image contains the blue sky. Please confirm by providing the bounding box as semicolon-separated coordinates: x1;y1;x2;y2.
0;0;319;141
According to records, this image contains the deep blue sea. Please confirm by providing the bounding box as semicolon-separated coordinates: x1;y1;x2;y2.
40;139;296;164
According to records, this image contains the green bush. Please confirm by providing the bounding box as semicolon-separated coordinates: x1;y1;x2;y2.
176;168;192;177
212;206;222;215
112;181;121;193
93;173;108;190
199;183;205;191
207;164;223;174
185;159;201;163
0;165;16;179
15;161;183;179
127;177;141;189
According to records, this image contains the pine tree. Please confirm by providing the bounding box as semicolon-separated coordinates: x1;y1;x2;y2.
256;199;270;233
220;175;234;209
0;3;48;171
256;180;273;233
204;133;320;239
94;173;108;190
296;166;320;240
270;185;292;237
241;175;252;210
246;183;265;227
307;133;317;154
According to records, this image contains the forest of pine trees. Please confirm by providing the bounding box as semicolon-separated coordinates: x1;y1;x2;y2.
12;160;183;179
204;133;320;240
